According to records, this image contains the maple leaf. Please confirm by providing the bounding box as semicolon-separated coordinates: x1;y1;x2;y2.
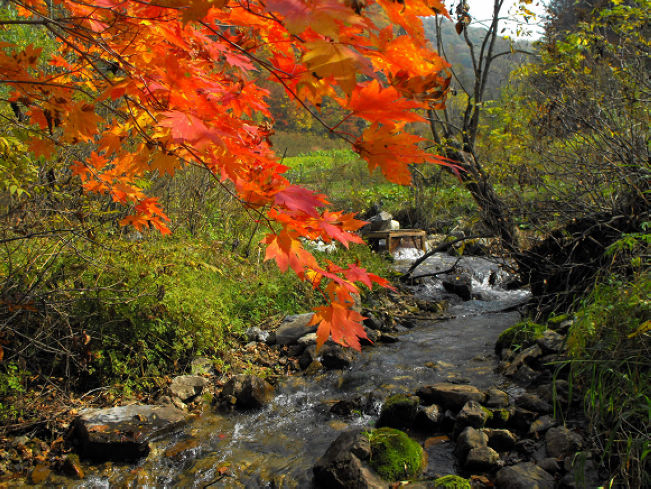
346;80;425;125
302;41;372;96
273;185;328;217
264;231;318;278
266;0;363;39
159;111;224;150
311;301;367;351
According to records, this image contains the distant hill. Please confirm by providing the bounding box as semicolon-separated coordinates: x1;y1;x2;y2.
421;17;537;100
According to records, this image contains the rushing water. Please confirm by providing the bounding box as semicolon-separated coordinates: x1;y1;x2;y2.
61;252;529;488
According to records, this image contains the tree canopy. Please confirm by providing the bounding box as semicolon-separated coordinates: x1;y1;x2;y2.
0;0;459;349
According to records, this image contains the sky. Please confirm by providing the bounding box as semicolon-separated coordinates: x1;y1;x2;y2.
454;0;550;38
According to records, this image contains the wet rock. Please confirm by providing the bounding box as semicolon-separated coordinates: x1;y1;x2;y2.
454;426;488;459
363;313;384;331
299;345;317;370
305;360;323;376
361;327;380;346
482;428;517;451
504;345;543;376
487;407;514;428
513;365;540;386
378;332;399;343
275;313;317;345
536;330;565;354
69;405;187;461
414;404;443;432
510;407;538;432
545;426;583;459
377;394;419;430
495;462;555;489
245;326;269;343
442;273;472;301
313;428;387;489
465;446;500;472
169;375;210;403
219;374;274;409
514;438;541;457
485;387;509;408
515;393;552;414
320;343;356;370
538;457;561;474
330;397;363;417
529;415;557;435
416;383;485;411
455;400;490;429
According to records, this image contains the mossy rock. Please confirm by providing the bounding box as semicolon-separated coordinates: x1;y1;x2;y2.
378;394;419;429
366;427;425;481
433;475;471;489
496;320;546;353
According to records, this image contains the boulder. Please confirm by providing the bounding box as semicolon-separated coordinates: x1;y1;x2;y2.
69;405;187;461
299;345;317;370
495;462;555;489
528;415;557;435
313;429;387;489
417;383;485;411
297;332;317;347
363;313;385;331
275;313;317;345
465;446;500;471
515;393;552;414
414;404;443;432
513;365;540;386
330;397;364;417
482;428;517;451
441;273;472;301
367;211;394;232
377;394;419;430
245;326;269;343
509;407;538;432
545;426;583;459
190;357;215;376
219;374;274;409
504;345;543;376
454;426;488;459
455;400;490;429
320;343;356;370
536;330;565;354
169;375;210;403
484;387;509;408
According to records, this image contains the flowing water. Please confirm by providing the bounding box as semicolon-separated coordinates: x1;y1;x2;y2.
68;253;529;488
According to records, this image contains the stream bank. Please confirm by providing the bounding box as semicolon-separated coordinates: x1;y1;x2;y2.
10;253;601;488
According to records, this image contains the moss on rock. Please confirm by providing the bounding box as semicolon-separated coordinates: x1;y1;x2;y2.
366;427;424;481
496;320;546;353
433;475;471;488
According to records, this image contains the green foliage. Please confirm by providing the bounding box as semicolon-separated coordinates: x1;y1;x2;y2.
433;475;471;489
365;427;424;481
0;363;28;424
496;320;546;353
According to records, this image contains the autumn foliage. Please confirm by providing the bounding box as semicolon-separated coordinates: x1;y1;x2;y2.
0;0;453;350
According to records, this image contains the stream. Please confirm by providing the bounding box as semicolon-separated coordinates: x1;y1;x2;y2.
73;253;530;488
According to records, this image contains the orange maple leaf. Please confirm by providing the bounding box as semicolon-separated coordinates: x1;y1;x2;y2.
345;80;425;126
311;301;367;351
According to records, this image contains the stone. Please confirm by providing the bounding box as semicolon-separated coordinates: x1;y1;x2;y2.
536;330;565;354
538;457;561;473
299;345;317;370
169;375;210;403
363;313;385;331
545;426;583;459
485;387;509;408
62;454;85;479
560;455;601;489
190;357;215;376
432;475;471;488
515;393;552;414
504;345;543;376
361;327;380;346
416;383;485;411
219;374;274;409
455;400;490;429
482;428;517;451
414;404;443;432
465;446;500;471
529;415;557;435
442;273;472;301
245;326;269;343
513;365;540;386
487;407;514;428
495;462;555;489
69;405;187;461
509;407;538;432
305;360;323;376
29;465;51;484
454;426;488;459
378;333;399;343
330;397;363;417
297;332;317;346
366;428;425;481
313;428;387;489
377;394;419;430
367;211;394;232
320;343;356;370
275;313;317;345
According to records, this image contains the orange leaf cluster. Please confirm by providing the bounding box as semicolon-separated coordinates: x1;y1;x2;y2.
1;0;452;349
